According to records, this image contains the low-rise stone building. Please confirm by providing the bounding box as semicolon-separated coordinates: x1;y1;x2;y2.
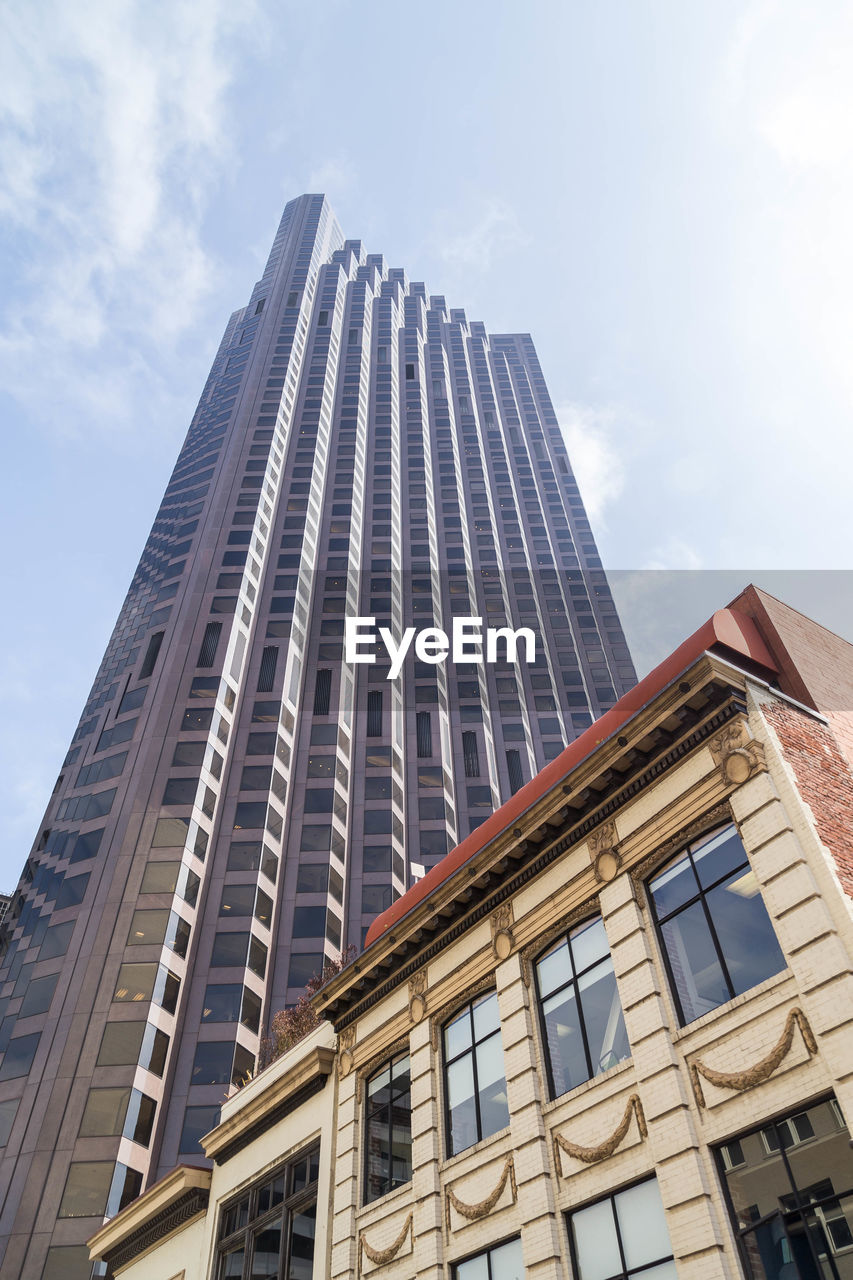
89;589;853;1280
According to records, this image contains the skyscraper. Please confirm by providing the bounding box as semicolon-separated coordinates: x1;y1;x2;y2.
0;194;635;1277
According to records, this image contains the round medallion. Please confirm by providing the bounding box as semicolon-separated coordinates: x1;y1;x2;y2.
338;1049;353;1077
494;930;513;960
409;994;426;1023
724;749;753;784
594;849;621;882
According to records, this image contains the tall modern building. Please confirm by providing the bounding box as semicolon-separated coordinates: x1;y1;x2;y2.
0;194;635;1277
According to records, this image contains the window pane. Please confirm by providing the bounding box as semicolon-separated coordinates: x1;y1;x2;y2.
616;1178;672;1270
648;850;697;918
140;862;180;893
572;1198;621;1280
79;1087;130;1137
444;1006;472;1059
97;1021;145;1066
542;987;586;1095
127;909;170;946
252;1223;281;1279
19;973;57;1017
58;1161;113;1218
0;1033;39;1080
288;1203;316;1280
660;901;727;1022
692;825;748;889
202;985;243;1022
475;1036;509;1138
447;1056;477;1154
114;962;157;1003
180;1104;219;1154
705;873;785;997
537;937;572;998
42;1246;92;1280
471;991;500;1040
40;921;74;960
192;1041;233;1085
570;916;609;973
578;962;630;1074
489;1238;524;1278
456;1255;489;1280
212;931;249;967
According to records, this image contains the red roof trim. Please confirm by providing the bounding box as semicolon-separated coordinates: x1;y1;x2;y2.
364;607;777;947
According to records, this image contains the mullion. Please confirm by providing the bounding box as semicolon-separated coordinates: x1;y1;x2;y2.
775;1124;842;1280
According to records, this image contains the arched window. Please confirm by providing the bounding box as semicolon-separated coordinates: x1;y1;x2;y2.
443;991;508;1155
648;823;785;1024
535;915;629;1099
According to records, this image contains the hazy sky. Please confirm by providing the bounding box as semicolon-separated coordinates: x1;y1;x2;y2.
1;0;852;886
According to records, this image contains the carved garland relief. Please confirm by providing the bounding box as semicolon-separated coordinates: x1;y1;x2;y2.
689;1007;818;1108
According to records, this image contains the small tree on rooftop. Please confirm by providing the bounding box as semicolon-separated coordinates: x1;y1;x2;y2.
257;945;357;1070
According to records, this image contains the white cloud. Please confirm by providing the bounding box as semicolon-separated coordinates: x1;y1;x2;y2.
718;0;853;418
307;156;356;198
642;537;704;572
439;200;527;272
0;0;257;440
556;402;627;525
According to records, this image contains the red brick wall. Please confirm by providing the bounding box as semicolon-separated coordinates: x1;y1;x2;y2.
762;701;853;899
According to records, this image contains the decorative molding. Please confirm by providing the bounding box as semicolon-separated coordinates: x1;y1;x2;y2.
708;718;766;786
357;1034;412;1107
490;901;514;960
629;801;733;890
590;819;621;883
408;970;428;1024
430;972;496;1053
339;1026;356;1079
554;1093;647;1172
689;1007;818;1109
445;1154;517;1232
359;1211;413;1275
102;1189;209;1272
520;895;601;976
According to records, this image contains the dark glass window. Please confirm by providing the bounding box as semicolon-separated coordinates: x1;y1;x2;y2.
202;984;243;1022
718;1096;853;1279
535;915;629;1098
365;1053;411;1203
648;824;785;1024
215;1145;318;1280
443;992;508;1155
313;669;332;716
192;1041;237;1086
416;711;432;757
0;1032;40;1080
197;621;222;668
19;973;58;1018
568;1177;675;1280
367;691;383;737
179;1104;220;1155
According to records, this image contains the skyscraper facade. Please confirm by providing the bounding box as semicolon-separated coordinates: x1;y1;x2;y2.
0;195;635;1277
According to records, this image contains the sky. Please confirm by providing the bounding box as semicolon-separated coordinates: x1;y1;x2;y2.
1;0;852;886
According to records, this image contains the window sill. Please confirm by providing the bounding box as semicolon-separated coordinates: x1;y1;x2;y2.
439;1123;512;1174
356;1178;414;1222
541;1055;635;1116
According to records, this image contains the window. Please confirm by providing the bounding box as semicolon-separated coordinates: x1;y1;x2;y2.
0;1033;39;1080
454;1238;524;1279
648;824;785;1024
535;915;629;1098
365;1053;411;1203
718;1098;853;1278
180;1103;220;1155
215;1146;318;1280
568;1177;676;1280
444;991;508;1155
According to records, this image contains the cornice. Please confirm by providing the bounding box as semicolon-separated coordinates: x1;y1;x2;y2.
87;1166;211;1271
202;1044;335;1164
